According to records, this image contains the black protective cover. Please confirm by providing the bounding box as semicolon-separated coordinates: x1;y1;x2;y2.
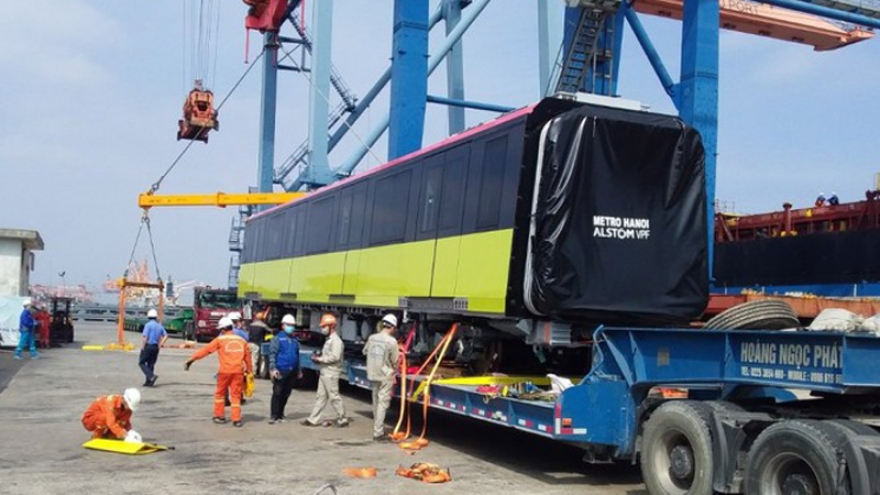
527;104;708;323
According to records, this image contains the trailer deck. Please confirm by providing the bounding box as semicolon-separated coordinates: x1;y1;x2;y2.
301;327;880;441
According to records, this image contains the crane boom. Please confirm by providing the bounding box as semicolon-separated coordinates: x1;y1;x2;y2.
138;192;305;209
633;0;873;50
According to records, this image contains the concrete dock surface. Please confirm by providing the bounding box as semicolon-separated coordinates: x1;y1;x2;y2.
0;322;645;495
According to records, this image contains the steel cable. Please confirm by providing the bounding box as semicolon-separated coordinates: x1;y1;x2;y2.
124;215;147;278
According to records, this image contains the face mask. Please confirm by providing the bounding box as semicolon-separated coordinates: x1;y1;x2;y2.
320;326;330;336
284;325;294;334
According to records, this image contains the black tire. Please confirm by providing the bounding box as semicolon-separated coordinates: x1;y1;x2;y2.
183;322;194;341
640;401;715;495
824;419;878;437
705;300;799;331
745;420;850;495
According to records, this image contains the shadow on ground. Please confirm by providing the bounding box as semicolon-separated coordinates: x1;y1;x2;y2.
341;383;646;493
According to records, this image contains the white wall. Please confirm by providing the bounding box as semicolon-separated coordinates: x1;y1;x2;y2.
0;239;24;297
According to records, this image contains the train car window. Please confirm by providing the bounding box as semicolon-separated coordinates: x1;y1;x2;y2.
418;159;443;236
371;169;411;245
306;195;335;254
242;223;256;263
338;190;354;247
476;135;507;229
255;218;268;262
293;209;306;256
438;147;468;235
349;183;368;249
283;207;298;258
268;212;285;260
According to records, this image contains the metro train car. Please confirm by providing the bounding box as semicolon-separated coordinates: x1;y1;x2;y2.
238;97;707;352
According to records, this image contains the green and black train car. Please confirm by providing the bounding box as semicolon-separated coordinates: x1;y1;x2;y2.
239;97;708;345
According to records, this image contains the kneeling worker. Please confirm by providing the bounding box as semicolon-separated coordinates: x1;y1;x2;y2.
82;388;142;442
185;317;253;427
364;314;400;441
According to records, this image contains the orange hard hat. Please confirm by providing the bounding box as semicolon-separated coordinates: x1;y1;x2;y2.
319;313;337;328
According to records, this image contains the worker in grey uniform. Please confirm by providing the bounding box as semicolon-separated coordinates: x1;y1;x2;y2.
301;313;350;428
364;313;400;441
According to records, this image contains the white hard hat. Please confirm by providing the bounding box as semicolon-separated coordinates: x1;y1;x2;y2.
123;388;141;412
147;309;158;319
281;314;296;325
22;298;32;307
381;314;398;328
218;317;233;329
228;311;242;321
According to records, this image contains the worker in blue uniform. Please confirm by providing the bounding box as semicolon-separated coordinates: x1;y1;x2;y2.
828;192;840;206
268;314;302;424
229;312;249;341
139;309;168;387
14;298;39;360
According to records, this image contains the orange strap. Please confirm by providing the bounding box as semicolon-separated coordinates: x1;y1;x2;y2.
397;323;459;451
413;324;458;376
394;322;454;443
415;323;458;442
391;344;410;441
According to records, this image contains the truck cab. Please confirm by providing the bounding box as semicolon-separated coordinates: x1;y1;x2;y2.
187;287;240;342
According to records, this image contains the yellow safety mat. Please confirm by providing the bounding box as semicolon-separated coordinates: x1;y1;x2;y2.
81;343;136;352
82;438;171;455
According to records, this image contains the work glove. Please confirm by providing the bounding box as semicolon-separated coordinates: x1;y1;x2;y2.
184;360;193;371
271;369;281;380
124;430;142;443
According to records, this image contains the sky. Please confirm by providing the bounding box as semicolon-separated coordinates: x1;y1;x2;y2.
1;1;878;294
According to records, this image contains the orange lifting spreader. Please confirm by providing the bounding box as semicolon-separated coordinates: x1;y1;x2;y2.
138;191;305;209
177;81;219;143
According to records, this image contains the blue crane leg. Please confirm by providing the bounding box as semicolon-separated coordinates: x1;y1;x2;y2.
388;0;430;160
679;0;719;283
258;32;279;195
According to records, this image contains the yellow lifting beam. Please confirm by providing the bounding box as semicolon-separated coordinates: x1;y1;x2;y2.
138;192;305;209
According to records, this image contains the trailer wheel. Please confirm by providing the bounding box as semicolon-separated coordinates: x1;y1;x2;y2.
704;300;799;331
745;420;850;495
641;401;715;495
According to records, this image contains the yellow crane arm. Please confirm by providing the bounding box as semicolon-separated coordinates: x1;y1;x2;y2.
138;192;305;209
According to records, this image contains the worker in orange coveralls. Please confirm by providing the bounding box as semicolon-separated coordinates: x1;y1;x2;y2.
185;317;253;427
81;388;142;442
35;305;51;348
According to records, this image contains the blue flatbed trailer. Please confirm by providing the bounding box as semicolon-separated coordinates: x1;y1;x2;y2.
298;327;880;495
